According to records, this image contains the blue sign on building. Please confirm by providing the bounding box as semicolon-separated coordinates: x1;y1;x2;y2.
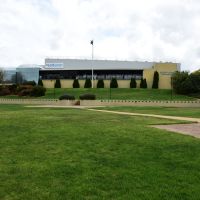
46;63;64;69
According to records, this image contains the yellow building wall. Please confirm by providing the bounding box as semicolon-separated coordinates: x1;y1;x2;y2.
43;79;142;89
143;69;154;89
42;63;178;89
154;63;178;89
43;80;55;88
143;63;178;89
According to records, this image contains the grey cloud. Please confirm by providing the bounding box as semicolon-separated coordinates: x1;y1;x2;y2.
0;0;200;71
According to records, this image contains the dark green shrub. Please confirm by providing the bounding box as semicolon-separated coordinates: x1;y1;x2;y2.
189;74;200;93
172;71;189;94
55;79;61;88
59;94;75;100
130;78;137;88
18;89;32;96
143;79;147;88
38;79;43;86
8;84;17;94
84;78;92;88
110;78;118;88
30;86;46;97
140;78;144;88
79;93;96;100
73;79;80;88
152;71;159;89
22;81;36;86
17;85;33;93
97;79;104;88
172;71;200;95
0;86;11;96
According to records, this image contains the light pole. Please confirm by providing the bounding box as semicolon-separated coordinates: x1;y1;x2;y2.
51;79;55;98
90;40;94;88
171;76;173;100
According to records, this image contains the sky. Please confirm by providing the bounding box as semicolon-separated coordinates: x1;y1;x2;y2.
0;0;200;71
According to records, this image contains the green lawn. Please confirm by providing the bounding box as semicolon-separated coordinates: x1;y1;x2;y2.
1;88;196;100
1;105;200;199
43;88;197;100
96;106;200;118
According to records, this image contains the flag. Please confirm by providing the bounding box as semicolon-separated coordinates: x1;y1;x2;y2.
90;40;93;45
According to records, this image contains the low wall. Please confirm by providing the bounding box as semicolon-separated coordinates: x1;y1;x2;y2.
0;98;75;106
80;100;200;108
0;99;200;107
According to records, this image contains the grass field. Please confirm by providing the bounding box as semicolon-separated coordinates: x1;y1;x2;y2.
96;106;200;118
1;105;200;199
0;88;197;100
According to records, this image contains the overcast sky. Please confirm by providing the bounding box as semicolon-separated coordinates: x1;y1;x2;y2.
0;0;200;71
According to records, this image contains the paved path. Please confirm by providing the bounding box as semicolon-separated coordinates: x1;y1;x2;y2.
87;109;200;123
26;106;200;138
87;109;200;138
152;124;200;138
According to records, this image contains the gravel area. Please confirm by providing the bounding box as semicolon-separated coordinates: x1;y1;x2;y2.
152;123;200;138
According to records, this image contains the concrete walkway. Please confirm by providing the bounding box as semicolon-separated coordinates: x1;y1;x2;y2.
87;108;200;123
26;105;200;138
152;124;200;138
87;109;200;138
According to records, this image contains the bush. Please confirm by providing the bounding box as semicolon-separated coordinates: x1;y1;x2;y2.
130;78;137;88
30;86;46;97
140;78;144;88
59;94;75;100
79;93;96;100
0;86;11;96
22;81;36;86
140;78;147;88
97;79;104;88
38;79;43;86
84;78;92;88
189;73;200;93
73;79;80;88
152;71;159;89
110;78;118;88
8;84;17;94
172;71;189;94
17;85;34;93
143;78;147;88
18;89;32;96
55;79;61;88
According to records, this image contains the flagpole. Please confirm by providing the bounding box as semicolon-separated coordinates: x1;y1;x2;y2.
91;40;94;88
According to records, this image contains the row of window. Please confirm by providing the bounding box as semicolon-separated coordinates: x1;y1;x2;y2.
39;70;143;80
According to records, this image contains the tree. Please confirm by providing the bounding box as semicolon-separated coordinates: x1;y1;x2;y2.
55;79;61;88
143;78;147;88
152;71;159;89
110;78;118;88
140;78;147;88
192;69;200;75
73;79;80;88
140;78;144;88
97;79;104;88
84;78;92;88
0;68;5;84
172;71;200;94
38;79;43;86
189;73;200;93
172;71;189;94
130;78;137;88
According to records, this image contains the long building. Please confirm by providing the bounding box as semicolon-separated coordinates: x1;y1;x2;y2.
4;58;181;89
40;58;180;89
